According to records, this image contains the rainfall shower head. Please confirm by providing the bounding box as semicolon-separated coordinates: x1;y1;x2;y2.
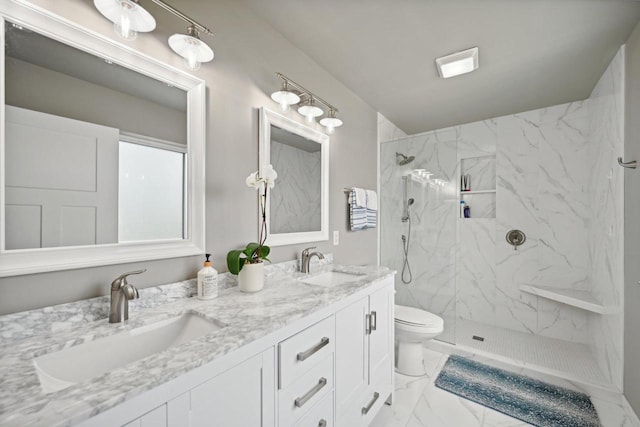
396;152;415;166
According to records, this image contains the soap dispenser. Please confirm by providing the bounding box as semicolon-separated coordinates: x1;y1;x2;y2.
197;253;218;300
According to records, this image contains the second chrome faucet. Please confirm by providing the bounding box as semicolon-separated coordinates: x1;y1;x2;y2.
301;247;324;274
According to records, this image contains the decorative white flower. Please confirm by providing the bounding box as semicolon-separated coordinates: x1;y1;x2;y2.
262;164;278;188
245;166;278;189
245;171;260;189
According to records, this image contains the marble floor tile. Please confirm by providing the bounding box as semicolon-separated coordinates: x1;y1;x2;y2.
374;347;637;427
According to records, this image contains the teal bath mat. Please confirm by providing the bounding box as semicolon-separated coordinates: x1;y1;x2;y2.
435;355;600;427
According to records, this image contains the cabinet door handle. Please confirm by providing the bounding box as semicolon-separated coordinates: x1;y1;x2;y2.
361;392;380;415
297;337;330;361
318;420;327;427
294;377;327;408
371;310;377;332
365;313;371;335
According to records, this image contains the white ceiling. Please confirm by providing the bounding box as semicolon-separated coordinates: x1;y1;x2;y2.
245;0;640;134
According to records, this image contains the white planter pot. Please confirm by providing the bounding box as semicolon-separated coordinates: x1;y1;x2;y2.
238;262;264;292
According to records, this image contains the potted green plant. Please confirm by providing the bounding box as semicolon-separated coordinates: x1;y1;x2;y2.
227;165;277;292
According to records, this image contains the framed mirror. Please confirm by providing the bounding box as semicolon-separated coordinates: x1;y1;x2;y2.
0;1;205;276
259;108;329;246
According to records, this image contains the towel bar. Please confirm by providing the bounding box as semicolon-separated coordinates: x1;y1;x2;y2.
618;157;637;169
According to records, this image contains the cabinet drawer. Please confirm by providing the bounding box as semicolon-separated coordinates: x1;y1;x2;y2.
295;390;334;427
279;354;334;427
279;316;335;389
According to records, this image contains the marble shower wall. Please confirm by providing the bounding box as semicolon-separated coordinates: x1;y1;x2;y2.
587;47;625;390
270;140;321;234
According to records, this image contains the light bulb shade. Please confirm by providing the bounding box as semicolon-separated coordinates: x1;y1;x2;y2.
271;90;300;106
168;33;214;69
298;104;323;119
94;0;156;34
319;116;343;128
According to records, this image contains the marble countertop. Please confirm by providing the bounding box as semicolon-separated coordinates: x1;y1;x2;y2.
0;262;394;427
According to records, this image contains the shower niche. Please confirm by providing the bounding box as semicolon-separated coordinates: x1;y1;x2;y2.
459;154;496;219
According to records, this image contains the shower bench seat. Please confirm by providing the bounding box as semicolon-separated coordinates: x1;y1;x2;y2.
519;284;606;314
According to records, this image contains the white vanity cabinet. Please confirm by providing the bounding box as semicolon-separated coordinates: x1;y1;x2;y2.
77;275;393;427
335;283;394;427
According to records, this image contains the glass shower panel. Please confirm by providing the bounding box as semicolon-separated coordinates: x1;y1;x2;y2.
380;131;458;343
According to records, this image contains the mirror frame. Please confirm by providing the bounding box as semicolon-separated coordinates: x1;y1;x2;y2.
0;1;206;276
259;107;329;247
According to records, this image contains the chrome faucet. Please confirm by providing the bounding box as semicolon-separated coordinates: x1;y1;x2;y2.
301;247;324;274
109;269;145;323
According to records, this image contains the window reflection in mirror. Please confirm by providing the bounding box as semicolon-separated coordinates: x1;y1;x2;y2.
269;125;322;234
3;21;188;250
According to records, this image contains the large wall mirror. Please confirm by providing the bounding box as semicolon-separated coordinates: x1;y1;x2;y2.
0;1;205;276
259;108;329;246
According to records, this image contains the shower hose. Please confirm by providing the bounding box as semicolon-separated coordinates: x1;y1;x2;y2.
401;216;412;284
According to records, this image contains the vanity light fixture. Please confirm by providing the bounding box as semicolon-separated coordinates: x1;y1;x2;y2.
93;0;214;70
168;25;214;71
435;47;479;79
319;109;343;135
270;81;300;112
271;73;344;134
94;0;156;41
298;97;324;124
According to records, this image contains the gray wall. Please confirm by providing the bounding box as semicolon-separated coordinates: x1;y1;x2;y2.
0;0;378;315
624;20;640;414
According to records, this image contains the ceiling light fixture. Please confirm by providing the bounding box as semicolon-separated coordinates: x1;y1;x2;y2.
271;73;343;134
94;0;214;70
435;47;479;79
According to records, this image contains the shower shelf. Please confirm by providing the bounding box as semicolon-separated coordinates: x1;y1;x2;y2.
519;284;606;314
460;189;496;195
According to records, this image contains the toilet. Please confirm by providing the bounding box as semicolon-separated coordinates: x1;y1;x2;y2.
394;304;444;376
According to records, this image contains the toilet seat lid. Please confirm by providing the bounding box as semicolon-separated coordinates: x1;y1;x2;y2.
394;305;443;328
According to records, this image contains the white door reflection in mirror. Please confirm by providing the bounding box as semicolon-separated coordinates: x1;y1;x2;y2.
259;108;329;247
269;125;321;234
5;106;119;249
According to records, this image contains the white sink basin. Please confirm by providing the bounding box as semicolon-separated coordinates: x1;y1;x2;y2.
34;313;224;393
301;271;366;287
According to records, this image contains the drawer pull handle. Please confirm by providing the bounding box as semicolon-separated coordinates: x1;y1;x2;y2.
294;377;327;408
318;420;327;427
297;337;330;361
365;314;371;335
361;392;380;415
371;310;377;331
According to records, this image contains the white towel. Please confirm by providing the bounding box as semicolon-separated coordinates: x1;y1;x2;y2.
365;189;377;229
353;187;367;207
349;188;367;231
365;190;377;211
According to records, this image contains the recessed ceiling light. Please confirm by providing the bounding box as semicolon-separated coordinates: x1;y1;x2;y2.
435;47;479;79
